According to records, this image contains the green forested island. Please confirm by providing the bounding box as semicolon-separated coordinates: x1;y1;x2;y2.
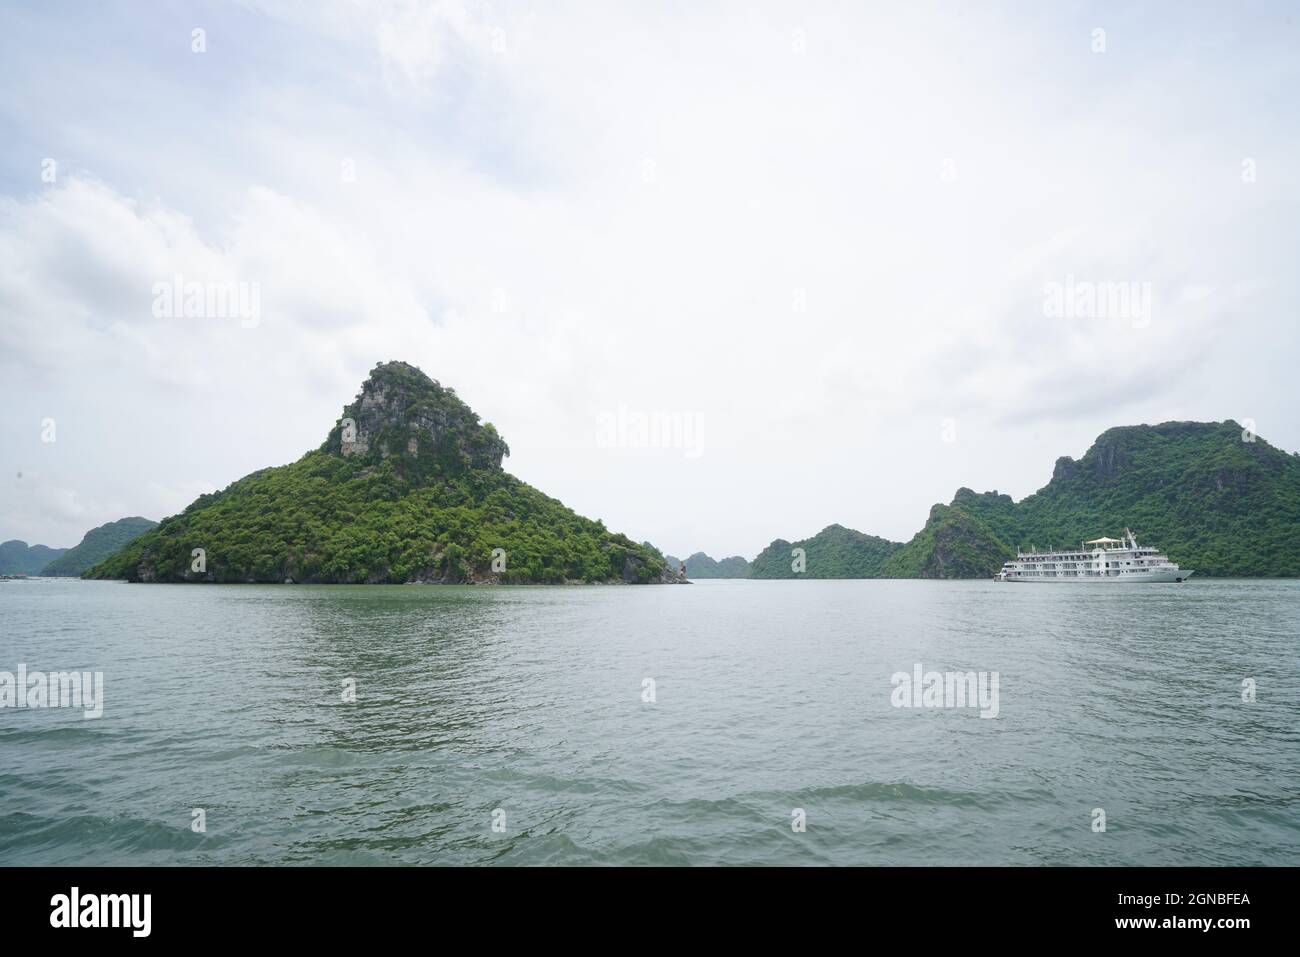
947;421;1300;577
749;525;901;578
671;421;1300;579
87;362;677;584
0;540;67;576
40;517;157;577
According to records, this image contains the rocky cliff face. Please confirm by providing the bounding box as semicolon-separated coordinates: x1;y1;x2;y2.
322;361;509;475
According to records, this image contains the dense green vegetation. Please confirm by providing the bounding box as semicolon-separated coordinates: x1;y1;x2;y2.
748;524;901;578
951;421;1300;577
41;517;157;577
87;363;669;585
0;540;66;576
677;421;1300;580
879;505;1013;578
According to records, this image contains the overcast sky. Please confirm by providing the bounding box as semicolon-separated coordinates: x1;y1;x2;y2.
2;1;1297;557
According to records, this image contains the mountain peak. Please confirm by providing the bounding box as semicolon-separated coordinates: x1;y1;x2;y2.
321;361;509;474
88;363;674;585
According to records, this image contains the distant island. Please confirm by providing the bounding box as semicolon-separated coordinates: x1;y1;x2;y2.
0;540;67;577
41;517;158;577
1;517;157;577
663;552;753;579
86;362;683;585
671;421;1300;579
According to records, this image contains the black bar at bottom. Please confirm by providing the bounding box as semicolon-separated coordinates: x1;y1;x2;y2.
0;866;1285;942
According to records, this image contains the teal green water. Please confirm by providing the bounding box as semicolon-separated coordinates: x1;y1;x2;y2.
1;578;1296;865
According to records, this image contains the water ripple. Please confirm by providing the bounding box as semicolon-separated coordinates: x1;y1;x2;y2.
1;578;1296;865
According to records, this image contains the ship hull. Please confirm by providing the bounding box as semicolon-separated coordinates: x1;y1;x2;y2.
1002;570;1194;583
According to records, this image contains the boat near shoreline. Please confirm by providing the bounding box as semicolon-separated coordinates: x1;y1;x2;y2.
994;528;1193;583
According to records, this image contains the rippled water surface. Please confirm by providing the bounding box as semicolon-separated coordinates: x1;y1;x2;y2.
1;578;1297;865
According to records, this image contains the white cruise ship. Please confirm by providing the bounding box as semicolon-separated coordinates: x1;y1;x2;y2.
994;528;1193;583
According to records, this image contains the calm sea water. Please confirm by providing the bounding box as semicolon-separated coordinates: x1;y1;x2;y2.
1;578;1296;866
